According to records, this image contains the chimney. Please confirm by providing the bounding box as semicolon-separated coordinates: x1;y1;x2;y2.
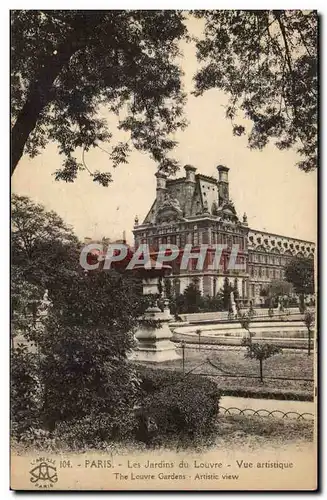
184;164;197;183
155;171;167;204
183;165;197;217
217;165;229;205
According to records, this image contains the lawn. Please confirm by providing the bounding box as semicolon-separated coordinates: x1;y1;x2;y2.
181;347;313;378
133;347;315;400
213;414;314;451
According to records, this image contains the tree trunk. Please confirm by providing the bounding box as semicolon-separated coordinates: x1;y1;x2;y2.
11;15;99;175
11;40;79;174
259;359;263;382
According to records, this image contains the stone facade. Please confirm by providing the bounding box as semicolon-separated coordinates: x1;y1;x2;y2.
133;165;315;305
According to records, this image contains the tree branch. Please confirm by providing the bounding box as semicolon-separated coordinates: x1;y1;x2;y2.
11;14;106;175
82;147;94;176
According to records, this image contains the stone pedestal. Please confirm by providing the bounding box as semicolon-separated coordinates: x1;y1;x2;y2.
130;302;180;363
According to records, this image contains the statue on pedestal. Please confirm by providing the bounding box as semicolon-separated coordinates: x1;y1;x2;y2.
38;289;51;316
230;291;238;318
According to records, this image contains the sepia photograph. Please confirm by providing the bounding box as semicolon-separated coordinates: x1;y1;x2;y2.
10;8;318;491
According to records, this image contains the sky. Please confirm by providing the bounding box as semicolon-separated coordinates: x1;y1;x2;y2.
11;16;317;245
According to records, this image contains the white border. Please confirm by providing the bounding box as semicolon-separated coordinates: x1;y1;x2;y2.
2;3;325;498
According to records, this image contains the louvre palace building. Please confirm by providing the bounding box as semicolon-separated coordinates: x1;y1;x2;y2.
133;165;315;305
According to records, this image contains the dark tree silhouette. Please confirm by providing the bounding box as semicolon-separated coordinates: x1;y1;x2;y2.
11;10;188;182
285;256;314;311
194;10;317;172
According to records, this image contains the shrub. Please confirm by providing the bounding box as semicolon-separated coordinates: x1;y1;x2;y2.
11;344;41;440
39;332;140;431
137;368;221;439
37;271;144;430
241;339;282;382
53;411;138;450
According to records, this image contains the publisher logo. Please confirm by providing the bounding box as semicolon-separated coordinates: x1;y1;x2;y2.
29;457;58;488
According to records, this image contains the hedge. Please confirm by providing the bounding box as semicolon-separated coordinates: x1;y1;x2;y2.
136;367;221;442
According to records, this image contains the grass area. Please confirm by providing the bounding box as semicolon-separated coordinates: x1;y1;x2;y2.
212;414;314;451
11;416;314;455
135;347;314;399
185;347;313;378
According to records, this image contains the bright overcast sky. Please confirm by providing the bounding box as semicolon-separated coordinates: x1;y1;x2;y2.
12;16;317;245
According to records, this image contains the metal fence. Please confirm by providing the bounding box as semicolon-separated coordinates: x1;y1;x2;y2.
219;407;314;420
175;343;314;383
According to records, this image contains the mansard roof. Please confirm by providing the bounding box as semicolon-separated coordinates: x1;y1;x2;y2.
248;227;315;258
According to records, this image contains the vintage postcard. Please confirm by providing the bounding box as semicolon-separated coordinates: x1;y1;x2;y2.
10;9;318;491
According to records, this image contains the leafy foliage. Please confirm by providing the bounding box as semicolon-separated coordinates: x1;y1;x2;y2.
242;341;282;362
180;282;203;313
11;196;148;446
11;267;147;444
11;194;80;342
285;255;314;296
11;344;41;439
194;10;317;171
262;279;293;300
169;282;225;315
139;368;221;438
11;10;188;181
12;194;79;290
241;338;282;381
11;266;43;337
37;270;146;429
54;411;138;449
11;269;146;441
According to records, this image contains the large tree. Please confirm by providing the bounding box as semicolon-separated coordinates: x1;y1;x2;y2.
262;279;293;300
194;10;318;172
11;196;149;441
284;255;314;310
11;194;81;352
12;194;79;292
11;10;188;182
